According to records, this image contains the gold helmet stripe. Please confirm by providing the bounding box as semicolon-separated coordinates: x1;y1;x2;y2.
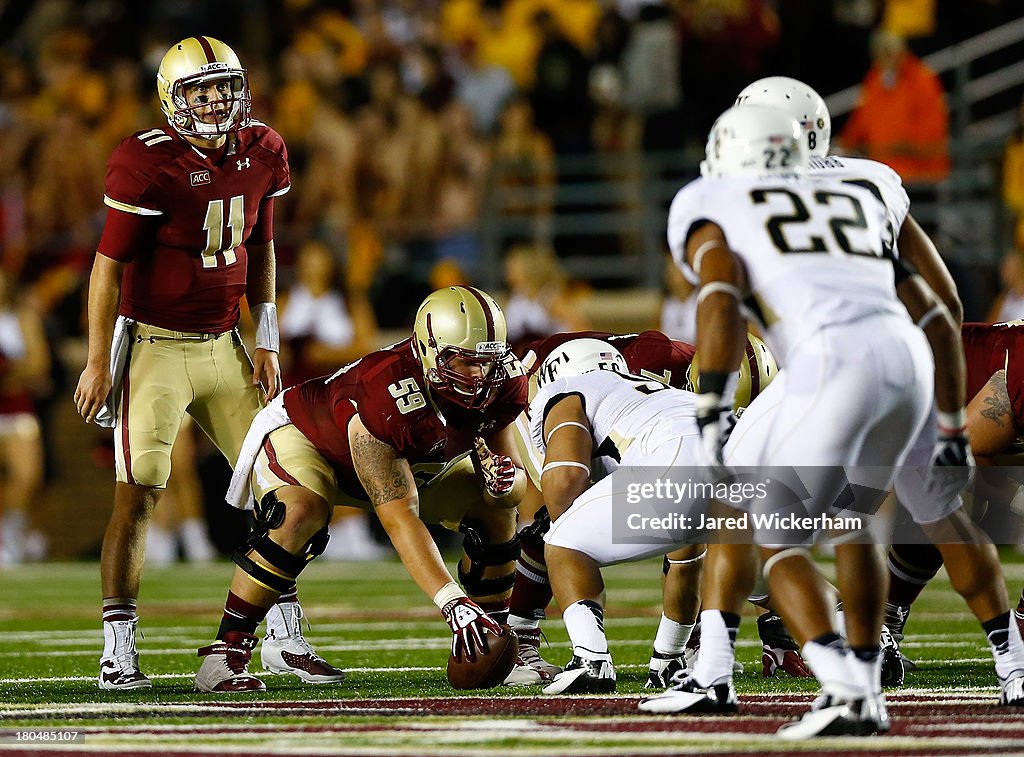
462;286;495;343
195;35;217;64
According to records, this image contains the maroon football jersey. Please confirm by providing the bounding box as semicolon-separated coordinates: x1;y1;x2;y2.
523;330;696;390
99;122;289;333
283;338;528;500
962;321;1024;426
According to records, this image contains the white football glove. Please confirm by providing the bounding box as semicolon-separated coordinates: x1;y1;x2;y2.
695;392;736;475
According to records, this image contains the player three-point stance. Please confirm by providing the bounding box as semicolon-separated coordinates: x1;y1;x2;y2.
506;331;802;687
194;286;529;692
519;339;709;693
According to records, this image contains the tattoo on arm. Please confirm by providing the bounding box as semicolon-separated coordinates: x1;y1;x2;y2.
351;427;412;505
980;370;1011;428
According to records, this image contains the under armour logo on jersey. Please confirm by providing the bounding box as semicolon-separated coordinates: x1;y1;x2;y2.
236;158;250;170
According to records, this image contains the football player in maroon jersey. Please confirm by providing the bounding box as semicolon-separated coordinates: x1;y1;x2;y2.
194;286;529;692
884;320;1024;695
73;37;342;690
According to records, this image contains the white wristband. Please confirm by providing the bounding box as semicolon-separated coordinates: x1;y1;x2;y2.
937;408;967;434
252;302;280;353
433;581;467;610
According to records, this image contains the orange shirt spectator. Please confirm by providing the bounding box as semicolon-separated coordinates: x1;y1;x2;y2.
1003;98;1024;248
839;31;949;182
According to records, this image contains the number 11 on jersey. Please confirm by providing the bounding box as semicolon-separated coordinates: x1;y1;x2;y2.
201;195;244;268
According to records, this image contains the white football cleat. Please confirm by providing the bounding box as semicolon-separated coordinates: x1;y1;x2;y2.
1001;673;1024;706
98;618;152;691
542;655;616;695
196;632;266;693
639;674;737;714
261;602;345;684
503;628;560;685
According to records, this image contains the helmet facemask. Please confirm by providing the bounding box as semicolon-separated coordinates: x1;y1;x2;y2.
168;68;250;138
423;339;510;411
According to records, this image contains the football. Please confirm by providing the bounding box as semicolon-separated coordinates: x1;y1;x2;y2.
446;624;519;690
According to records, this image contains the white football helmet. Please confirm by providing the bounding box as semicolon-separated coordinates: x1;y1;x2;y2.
735;76;830;157
702;104;806;178
536;338;628;389
157;36;251;139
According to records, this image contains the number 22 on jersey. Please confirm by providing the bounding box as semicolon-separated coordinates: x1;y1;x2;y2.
201;195;244;268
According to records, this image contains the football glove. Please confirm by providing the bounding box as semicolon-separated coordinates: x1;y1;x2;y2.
925;430;975;501
474;436;517;497
441;596;502;662
695;392;736;473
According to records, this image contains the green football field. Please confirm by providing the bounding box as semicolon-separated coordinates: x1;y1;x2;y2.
1;555;1023;755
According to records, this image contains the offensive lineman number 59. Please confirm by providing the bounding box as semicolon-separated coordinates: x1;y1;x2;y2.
389;378;426;414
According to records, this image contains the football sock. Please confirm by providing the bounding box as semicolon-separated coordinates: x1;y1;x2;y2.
887;543;942;607
691;610;739;687
849;645;883;694
279;585;299;604
653;614;694;657
508;615;540;631
508;537;551;623
563;600;610;661
983;611;1024;681
479;600;510;627
218;591;271;639
102;597;138;623
802;634;855;695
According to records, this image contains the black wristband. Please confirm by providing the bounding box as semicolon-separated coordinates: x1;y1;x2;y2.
699;370;729;397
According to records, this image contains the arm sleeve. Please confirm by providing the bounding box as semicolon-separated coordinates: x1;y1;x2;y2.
103;140;163;216
248;197;275;245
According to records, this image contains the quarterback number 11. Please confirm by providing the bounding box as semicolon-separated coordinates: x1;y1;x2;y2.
201;195;244;268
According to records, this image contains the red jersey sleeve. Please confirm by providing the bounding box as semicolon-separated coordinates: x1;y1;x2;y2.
259;126;291;199
248;197;275;245
102;136;165;217
96;207;159;262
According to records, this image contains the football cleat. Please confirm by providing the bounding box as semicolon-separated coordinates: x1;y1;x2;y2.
503;626;561;688
504;628;560;685
1014;606;1024;647
645;651;687;689
879;624;905;687
778;689;889;740
542;655;616;695
638;676;737;717
638;674;738;714
1001;673;1024;706
196;632;266;692
758;612;812;678
98;618;152;691
261;602;345;684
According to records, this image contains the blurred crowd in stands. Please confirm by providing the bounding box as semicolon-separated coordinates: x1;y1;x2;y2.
1;0;1023;562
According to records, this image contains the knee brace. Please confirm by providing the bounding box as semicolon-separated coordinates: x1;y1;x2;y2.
231;527;329;594
254;490;286;531
458;518;521;597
